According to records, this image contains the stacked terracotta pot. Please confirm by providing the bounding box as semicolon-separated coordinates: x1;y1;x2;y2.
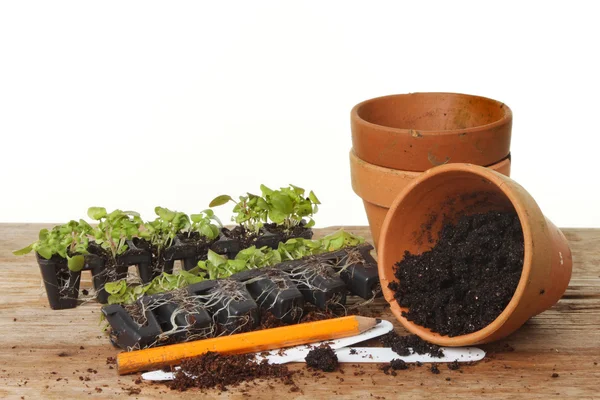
350;92;513;248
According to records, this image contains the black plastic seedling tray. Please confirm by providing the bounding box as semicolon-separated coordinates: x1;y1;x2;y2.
37;253;81;310
288;266;348;310
242;269;305;323
144;293;213;343
101;244;379;350
102;301;162;350
35;224;316;308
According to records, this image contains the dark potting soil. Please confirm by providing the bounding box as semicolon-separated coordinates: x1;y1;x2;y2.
447;360;460;370
227;223;309;249
389;211;524;337
227;226;261;249
305;345;339;372
380;331;444;358
260;311;289;329
263;223;310;240
260;306;341;330
300;308;339;323
382;359;409;375
168;351;296;392
177;232;214;253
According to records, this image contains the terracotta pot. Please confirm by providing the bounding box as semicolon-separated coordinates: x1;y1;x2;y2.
351;93;512;171
378;163;572;346
349;150;511;247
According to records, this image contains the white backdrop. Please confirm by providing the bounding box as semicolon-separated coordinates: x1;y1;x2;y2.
1;1;598;228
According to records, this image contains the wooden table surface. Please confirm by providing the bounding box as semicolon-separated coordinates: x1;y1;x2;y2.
0;224;598;399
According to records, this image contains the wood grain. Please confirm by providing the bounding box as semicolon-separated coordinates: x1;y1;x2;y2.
0;224;598;399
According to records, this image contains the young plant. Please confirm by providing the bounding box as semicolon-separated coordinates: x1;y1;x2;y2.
87;207;148;261
209;184;320;232
277;238;322;261
13;220;93;271
104;267;207;305
209;193;266;233
317;229;365;253
260;184;320;229
101;229;367;305
189;209;222;240
145;207;191;257
196;250;248;280
235;245;282;268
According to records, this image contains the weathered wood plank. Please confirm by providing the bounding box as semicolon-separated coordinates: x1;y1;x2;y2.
0;224;598;399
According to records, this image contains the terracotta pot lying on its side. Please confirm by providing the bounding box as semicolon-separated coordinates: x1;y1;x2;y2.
349;150;511;248
378;163;572;346
351;92;512;171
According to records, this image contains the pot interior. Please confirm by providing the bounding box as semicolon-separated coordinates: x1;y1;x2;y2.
384;170;518;262
357;93;508;132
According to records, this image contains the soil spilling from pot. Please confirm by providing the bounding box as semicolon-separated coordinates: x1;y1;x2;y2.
168;351;297;392
381;331;444;358
305;345;339;372
389;211;524;336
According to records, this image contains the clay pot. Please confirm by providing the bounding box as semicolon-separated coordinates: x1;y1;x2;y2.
351;93;512;171
349;150;511;247
378;163;572;346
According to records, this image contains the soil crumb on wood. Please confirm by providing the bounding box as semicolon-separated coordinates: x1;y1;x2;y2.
122;386;142;395
381;359;409;376
305;345;339;372
389;211;524;336
447;360;461;370
381;331;444;358
168;351;296;392
430;364;440;374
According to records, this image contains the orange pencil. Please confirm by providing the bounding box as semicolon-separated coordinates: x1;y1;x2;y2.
117;315;380;375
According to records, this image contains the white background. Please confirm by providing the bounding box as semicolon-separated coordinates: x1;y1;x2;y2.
0;1;598;228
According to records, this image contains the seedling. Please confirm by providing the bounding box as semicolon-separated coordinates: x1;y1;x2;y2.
196;250;248;280
102;229;367;305
13;219;93;271
145;207;191;256
209;184;320;232
87;207;148;261
189;209;222;240
104;267;207;305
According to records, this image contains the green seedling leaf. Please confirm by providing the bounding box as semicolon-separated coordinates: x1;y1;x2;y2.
13;244;34;256
36;245;54;260
87;207;107;220
270;192;293;214
209;195;233;207
260;184;273;196
207;249;227;267
67;254;85;272
190;214;204;223
155;206;176;222
289;184;305;196
256;197;269;210
308;190;321;204
268;209;286;224
105;280;127;295
38;228;49;241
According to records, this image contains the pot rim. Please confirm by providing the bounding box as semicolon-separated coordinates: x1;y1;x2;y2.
379;163;533;346
351;92;513;137
350;149;512;208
